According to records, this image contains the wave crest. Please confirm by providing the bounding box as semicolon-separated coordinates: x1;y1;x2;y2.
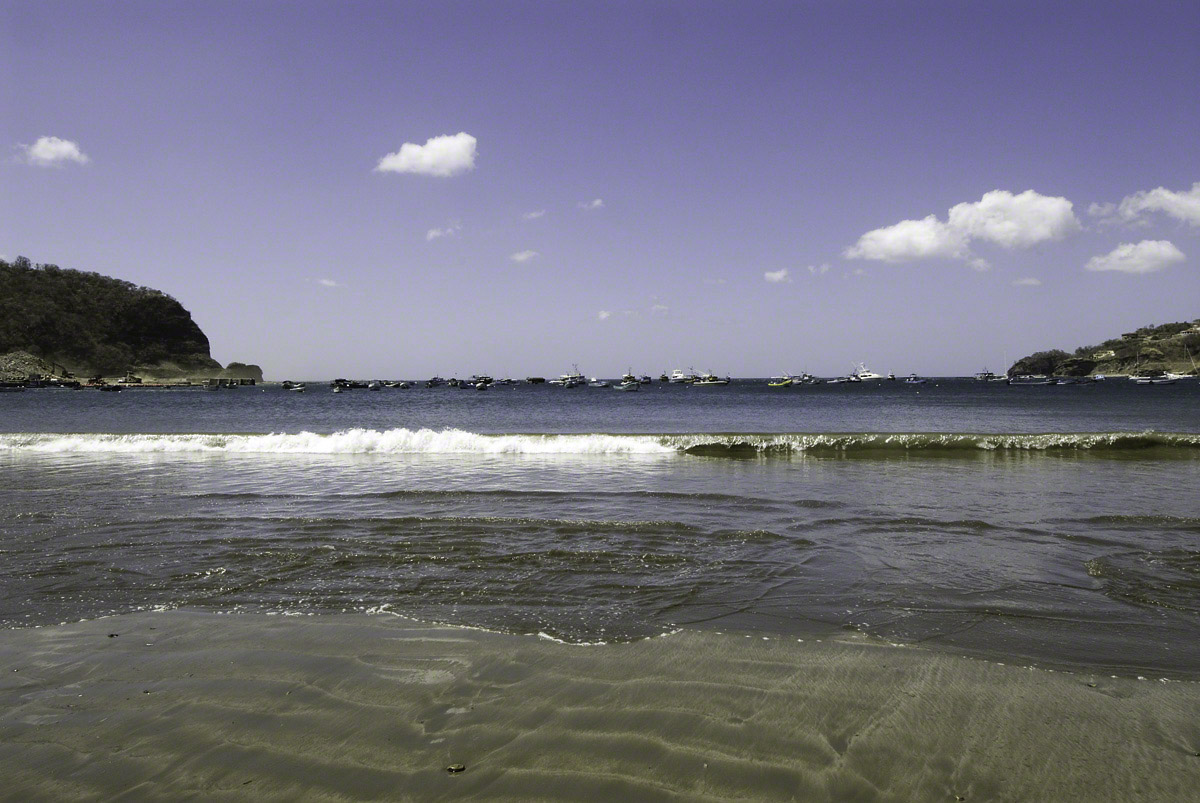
0;429;1197;456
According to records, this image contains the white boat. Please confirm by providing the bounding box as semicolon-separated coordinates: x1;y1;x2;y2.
588;377;610;388
692;372;730;386
615;380;640;392
1135;376;1177;385
1165;372;1194;380
850;363;885;381
903;374;926;384
668;369;694;384
551;365;585;387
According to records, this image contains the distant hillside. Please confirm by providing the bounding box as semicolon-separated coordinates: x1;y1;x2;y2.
1009;320;1200;377
0;256;239;378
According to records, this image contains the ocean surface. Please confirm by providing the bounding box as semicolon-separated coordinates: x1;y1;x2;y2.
2;378;1198;676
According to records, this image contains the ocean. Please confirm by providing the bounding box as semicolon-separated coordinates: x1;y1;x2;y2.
3;378;1199;677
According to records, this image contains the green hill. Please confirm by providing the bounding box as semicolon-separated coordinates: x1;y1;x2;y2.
1009;320;1200;377
0;256;233;378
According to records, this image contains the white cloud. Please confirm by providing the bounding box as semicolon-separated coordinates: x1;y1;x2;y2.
597;310;611;320
1088;202;1117;218
807;263;830;275
522;210;546;220
374;132;477;177
845;190;1081;267
650;304;669;314
1012;277;1042;286
510;250;538;263
844;215;970;262
1116;182;1200;227
578;198;604;210
763;268;791;283
20;136;89;167
947;190;1080;248
1085;240;1185;274
426;223;462;241
317;278;340;288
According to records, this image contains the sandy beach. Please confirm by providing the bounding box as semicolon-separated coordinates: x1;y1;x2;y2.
1;611;1197;801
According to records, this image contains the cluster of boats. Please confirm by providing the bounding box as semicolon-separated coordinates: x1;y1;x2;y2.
272;364;1197;393
1005;373;1193;386
769;364;927;386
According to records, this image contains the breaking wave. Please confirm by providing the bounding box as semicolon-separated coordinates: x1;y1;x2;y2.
2;428;1199;456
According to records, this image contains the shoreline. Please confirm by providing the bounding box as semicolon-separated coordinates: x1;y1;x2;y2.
3;611;1198;800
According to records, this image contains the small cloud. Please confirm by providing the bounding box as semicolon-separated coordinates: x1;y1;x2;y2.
522;209;546;220
844;215;970;262
1088;202;1116;218
969;257;991;272
20;136;89;167
316;278;340;288
763;268;791;283
650;304;669;314
806;263;830;275
851;268;866;276
426;223;461;241
510;250;539;263
597;310;611;320
578;198;604;210
1085;240;1185;274
1012;277;1042;286
1115;181;1200;227
374;132;477;177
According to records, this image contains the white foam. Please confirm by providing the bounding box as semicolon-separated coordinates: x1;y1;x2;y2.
0;428;678;455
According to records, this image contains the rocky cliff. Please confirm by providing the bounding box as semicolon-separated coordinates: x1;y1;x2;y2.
0;256;252;379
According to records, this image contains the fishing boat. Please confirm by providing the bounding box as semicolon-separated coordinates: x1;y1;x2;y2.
615;380;640;392
668;369;694;384
1007;375;1056;386
974;369;999;381
903;374;926;384
767;374;793;388
588;377;610;388
850;363;886;381
1134;375;1177;385
550;366;585;387
693;372;730;386
621;369;637;384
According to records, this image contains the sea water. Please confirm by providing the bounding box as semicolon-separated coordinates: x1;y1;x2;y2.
1;379;1198;676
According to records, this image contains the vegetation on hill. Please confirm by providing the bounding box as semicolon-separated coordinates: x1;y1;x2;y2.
0;256;224;377
1009;320;1200;377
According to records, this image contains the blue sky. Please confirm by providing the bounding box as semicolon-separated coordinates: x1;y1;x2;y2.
2;0;1198;377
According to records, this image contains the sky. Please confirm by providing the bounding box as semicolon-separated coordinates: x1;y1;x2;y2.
2;0;1198;378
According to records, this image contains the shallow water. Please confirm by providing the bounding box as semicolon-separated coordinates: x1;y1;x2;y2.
2;379;1198;676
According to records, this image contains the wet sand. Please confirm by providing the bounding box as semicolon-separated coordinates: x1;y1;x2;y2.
1;612;1198;801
